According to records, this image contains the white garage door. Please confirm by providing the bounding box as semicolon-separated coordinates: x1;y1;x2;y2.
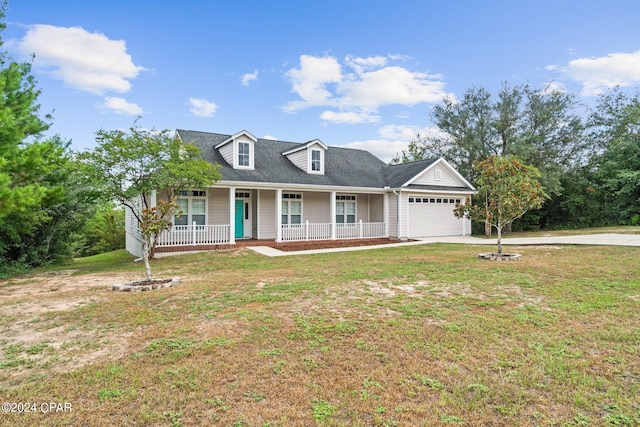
408;196;463;237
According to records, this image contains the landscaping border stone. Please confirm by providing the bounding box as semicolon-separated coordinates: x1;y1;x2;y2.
112;277;181;292
477;253;522;261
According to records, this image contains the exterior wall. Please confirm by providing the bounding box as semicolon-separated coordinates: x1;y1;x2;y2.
398;192;409;239
356;194;369;222
258;189;276;239
413;164;461;187
388;193;398;239
209;187;230;224
219;143;234;166
370;194;384;223
286;150;308;172
124;195;144;258
303;191;330;223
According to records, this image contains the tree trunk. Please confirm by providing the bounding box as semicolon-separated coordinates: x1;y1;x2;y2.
142;239;153;281
496;224;503;255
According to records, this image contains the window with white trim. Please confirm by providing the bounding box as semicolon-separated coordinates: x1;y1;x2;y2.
282;193;302;225
174;190;206;226
238;141;251;167
311;149;322;173
336;194;356;224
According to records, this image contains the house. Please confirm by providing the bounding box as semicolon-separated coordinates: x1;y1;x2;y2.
125;129;476;257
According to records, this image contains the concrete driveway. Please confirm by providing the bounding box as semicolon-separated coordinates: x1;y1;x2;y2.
249;233;640;257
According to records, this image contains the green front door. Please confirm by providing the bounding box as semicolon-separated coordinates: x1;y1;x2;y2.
235;199;244;238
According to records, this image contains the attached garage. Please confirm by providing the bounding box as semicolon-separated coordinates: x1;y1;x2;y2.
407;195;465;237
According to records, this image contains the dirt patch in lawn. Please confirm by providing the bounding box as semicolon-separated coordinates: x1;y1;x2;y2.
0;271;139;386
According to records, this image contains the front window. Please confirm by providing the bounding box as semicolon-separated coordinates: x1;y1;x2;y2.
174;190;206;226
336;195;356;224
238;141;250;167
282;193;302;225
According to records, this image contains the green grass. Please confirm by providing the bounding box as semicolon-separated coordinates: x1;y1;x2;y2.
0;238;639;426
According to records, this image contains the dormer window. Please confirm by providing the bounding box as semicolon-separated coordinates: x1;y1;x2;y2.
282;138;327;175
214;130;257;170
238;141;251;167
311;149;322;172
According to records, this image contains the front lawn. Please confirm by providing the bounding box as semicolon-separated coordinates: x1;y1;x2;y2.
1;241;639;426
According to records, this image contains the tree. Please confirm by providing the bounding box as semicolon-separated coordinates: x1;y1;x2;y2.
594;100;640;224
78;125;221;281
402;83;586;195
76;201;126;257
454;156;546;255
0;2;86;275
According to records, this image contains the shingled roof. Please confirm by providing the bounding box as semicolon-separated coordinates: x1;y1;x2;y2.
176;129;474;191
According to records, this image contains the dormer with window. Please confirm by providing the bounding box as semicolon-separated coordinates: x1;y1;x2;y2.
283;139;328;175
215;130;257;170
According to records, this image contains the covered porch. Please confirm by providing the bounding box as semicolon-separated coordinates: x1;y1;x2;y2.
155;186;389;250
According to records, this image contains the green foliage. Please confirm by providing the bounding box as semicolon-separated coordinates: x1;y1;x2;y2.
78;125;221;279
76;202;125;256
397;83;585;196
455;156;545;252
0;5;89;276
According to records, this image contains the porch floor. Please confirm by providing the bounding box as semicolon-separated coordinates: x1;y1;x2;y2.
154;238;398;254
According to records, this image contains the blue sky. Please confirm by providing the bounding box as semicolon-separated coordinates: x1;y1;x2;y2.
5;0;640;161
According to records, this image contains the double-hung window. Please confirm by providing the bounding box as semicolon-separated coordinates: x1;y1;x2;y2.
311;149;322;172
282;193;302;225
336;195;356;224
238;141;250;167
174;190;206;226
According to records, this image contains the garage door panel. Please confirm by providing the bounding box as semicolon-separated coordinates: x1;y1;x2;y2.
408;196;462;237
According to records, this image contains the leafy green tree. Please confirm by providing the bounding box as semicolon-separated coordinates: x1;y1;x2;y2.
0;3;85;275
77;202;126;256
595;102;640;223
400;83;586;196
78;126;221;281
454;156;546;254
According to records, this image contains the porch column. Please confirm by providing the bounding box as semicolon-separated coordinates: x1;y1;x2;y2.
229;187;236;244
276;189;282;242
330;191;336;240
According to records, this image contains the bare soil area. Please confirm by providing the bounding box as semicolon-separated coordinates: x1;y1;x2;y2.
0;271;138;386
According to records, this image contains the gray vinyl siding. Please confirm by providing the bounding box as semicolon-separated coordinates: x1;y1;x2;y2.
219;143;234;166
286;150;308;172
413;166;461;187
388;194;398;238
303;191;330;223
258;190;276;239
208;188;229;224
370;194;384;223
356;195;369;222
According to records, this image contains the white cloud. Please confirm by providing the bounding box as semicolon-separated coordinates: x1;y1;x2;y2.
319;110;380;124
343;124;443;163
99;97;143;115
188;98;218;118
283;54;450;124
15;24;146;95
241;69;259;86
284;55;342;111
564;50;640;95
263;135;278;140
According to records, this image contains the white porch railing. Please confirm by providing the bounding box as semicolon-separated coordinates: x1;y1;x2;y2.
282;221;386;242
156;224;231;247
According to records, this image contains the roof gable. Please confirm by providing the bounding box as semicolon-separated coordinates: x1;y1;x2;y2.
404;158;475;190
